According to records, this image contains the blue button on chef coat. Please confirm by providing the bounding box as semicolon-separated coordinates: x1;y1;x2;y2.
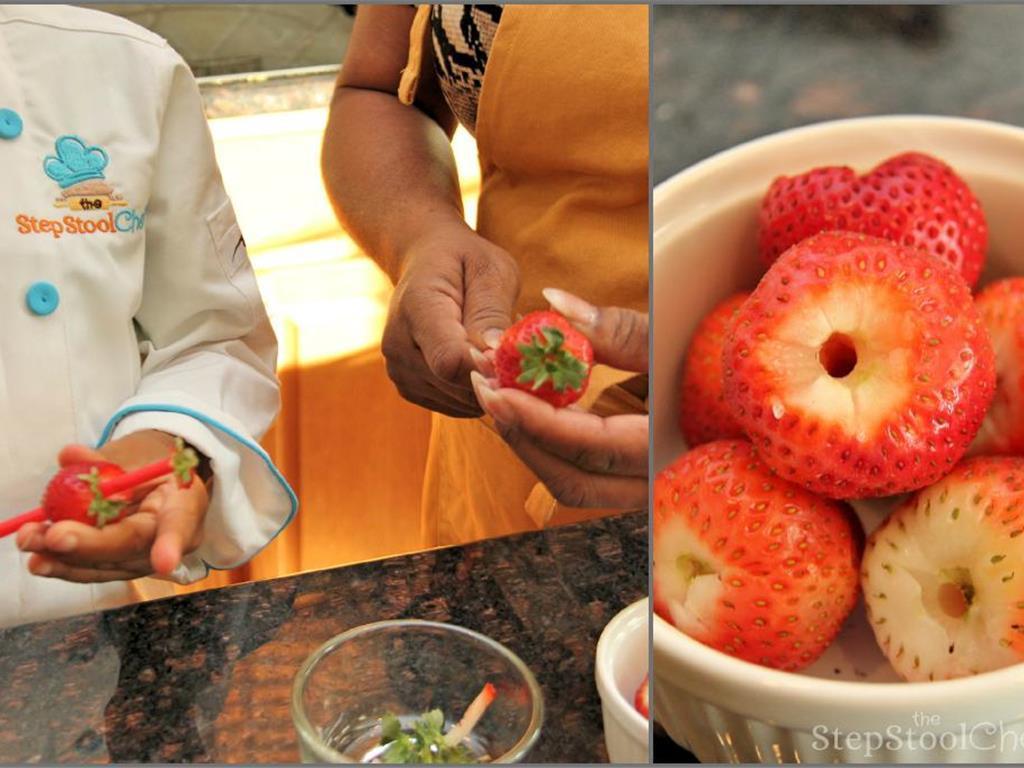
26;282;59;316
0;109;22;140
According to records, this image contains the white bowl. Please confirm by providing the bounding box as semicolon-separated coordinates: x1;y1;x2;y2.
653;116;1024;763
595;598;650;763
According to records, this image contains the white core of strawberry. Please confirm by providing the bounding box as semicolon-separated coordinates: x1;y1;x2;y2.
864;480;1024;681
756;282;914;440
654;518;724;638
443;682;496;749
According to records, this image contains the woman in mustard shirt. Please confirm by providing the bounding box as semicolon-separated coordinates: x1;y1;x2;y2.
322;5;648;547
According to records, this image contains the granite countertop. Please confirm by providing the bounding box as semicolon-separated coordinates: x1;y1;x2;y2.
0;513;647;764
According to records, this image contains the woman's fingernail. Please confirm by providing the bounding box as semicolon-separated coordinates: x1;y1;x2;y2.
471;371;514;424
543;287;599;326
468;346;494;376
482;329;503;350
52;535;77;553
33;561;52;576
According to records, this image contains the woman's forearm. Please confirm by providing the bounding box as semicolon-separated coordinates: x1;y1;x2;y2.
322;86;468;282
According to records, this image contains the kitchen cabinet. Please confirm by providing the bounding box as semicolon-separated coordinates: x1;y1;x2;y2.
174;238;435;593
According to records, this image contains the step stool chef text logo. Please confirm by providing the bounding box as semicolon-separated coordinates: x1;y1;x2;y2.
15;135;146;239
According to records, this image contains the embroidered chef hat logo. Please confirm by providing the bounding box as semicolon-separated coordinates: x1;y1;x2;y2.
13;134;143;237
44;136;110;189
40;135;127;212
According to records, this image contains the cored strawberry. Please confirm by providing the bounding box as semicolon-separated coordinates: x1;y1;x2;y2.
42;461;128;527
863;457;1024;681
495;310;594;408
723;231;995;499
0;438;200;538
634;674;649;718
760;152;988;286
679;293;749;446
653;440;862;672
971;278;1024;456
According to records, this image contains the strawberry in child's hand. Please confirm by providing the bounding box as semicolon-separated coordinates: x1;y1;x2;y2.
0;437;200;539
679;293;749;446
634;674;649;718
653;440;863;672
724;231;995;499
42;437;198;528
42;461;127;527
495;310;594;407
863;457;1024;681
970;278;1024;456
760;152;988;286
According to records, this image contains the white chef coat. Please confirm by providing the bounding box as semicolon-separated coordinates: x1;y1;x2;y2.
0;5;296;628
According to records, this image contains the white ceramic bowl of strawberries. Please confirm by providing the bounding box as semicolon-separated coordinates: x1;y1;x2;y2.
653;116;1024;763
595;598;650;763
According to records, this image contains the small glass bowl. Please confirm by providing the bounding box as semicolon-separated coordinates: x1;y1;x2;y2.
292;620;544;763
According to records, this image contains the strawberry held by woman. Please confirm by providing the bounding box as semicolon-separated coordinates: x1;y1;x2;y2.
495;310;595;408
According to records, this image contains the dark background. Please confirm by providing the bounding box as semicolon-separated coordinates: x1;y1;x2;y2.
652;4;1024;761
653;5;1024;183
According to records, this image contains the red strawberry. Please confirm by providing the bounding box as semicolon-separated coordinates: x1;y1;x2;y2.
723;231;995;499
495;311;594;408
971;278;1024;456
0;439;200;540
653;440;862;672
42;461;128;527
760;152;988;286
863;456;1024;681
679;293;749;446
634;674;649;718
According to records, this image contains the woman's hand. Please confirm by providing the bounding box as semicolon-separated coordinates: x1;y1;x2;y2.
15;430;210;582
324;8;525;418
471;289;648;509
382;221;521;417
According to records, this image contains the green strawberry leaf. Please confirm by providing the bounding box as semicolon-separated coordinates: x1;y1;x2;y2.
381;713;402;742
378;710;477;764
170;437;199;487
78;467;126;528
516;327;588;393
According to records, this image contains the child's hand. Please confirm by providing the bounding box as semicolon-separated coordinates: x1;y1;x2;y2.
15;431;210;582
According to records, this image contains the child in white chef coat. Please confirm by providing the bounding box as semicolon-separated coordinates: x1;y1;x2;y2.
0;5;295;627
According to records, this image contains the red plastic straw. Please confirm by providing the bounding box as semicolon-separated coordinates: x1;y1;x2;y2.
0;458;174;539
0;508;46;538
98;459;174;496
0;448;191;539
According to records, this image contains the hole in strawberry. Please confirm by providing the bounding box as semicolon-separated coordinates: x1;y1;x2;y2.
819;333;857;379
938;568;974;619
677;554;715;582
